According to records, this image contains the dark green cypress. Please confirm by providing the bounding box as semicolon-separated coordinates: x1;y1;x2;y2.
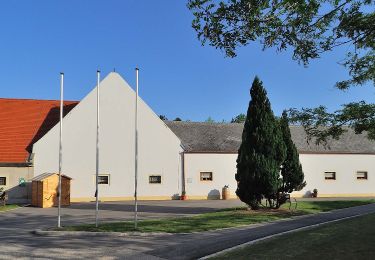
278;111;306;201
235;77;286;210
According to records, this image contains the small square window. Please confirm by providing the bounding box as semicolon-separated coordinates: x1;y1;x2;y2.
0;177;6;186
149;175;161;184
200;172;213;181
356;171;368;180
98;175;109;185
324;172;336;180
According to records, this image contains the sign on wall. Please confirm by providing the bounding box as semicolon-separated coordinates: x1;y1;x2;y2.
19;177;26;187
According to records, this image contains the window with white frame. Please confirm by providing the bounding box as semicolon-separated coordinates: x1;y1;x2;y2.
200;172;213;181
356;171;368;180
149;175;162;184
0;177;6;186
97;175;110;185
324;172;336;180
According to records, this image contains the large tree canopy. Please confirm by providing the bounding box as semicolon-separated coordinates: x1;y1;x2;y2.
289;101;375;144
188;0;374;89
188;0;375;142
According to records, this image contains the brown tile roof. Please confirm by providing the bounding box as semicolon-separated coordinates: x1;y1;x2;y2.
0;98;78;163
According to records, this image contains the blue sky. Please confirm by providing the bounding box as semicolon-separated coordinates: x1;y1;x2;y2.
0;1;373;122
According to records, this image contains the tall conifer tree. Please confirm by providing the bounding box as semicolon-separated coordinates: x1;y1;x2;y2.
278;111;306;205
235;77;286;209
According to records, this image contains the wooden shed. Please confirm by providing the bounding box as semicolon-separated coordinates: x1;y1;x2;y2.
31;173;71;208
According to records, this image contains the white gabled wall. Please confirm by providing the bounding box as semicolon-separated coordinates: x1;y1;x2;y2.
33;72;183;200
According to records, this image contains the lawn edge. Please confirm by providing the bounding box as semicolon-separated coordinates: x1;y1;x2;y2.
31;229;173;237
199;212;373;260
0;205;22;214
32;213;310;237
31;202;375;237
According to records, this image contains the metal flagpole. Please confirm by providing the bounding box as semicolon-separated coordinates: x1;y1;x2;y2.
95;70;100;227
134;67;139;229
57;72;64;228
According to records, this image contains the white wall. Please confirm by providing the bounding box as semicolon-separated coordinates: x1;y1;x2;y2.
0;166;33;203
184;153;375;199
293;154;375;197
33;72;183;201
184;153;238;199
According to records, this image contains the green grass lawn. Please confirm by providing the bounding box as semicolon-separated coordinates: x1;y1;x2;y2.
212;212;375;259
57;200;375;233
0;204;19;212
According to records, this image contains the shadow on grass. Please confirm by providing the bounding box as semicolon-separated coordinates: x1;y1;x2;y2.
58;209;305;233
57;200;375;233
212;213;375;260
291;200;375;213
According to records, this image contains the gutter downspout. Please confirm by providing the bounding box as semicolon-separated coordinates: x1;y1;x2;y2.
181;151;186;194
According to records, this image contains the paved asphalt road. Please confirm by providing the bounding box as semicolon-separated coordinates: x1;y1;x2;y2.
0;200;375;259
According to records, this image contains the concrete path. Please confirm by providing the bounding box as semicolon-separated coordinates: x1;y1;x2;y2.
0;200;374;259
0;200;244;259
0;199;245;229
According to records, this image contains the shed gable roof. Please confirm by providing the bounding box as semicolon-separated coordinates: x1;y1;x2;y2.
32;172;72;181
165;121;375;154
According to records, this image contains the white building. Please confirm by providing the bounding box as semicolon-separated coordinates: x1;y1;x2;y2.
0;98;77;203
8;72;375;202
166;122;375;198
33;72;183;201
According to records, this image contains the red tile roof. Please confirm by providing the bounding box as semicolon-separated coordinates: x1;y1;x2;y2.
0;98;78;163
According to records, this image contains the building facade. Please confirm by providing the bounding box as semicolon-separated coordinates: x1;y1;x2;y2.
2;72;375;203
0;98;77;203
32;73;183;202
167;121;375;198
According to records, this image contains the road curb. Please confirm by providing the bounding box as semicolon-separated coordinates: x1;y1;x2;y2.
31;229;172;237
199;212;372;259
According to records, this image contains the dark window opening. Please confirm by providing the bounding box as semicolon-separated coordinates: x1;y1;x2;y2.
357;171;368;180
149;175;162;184
200;172;213;181
98;175;109;184
324;172;336;180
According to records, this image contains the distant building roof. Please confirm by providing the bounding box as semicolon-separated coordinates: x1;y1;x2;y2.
165;121;242;153
165;121;375;154
0;98;78;163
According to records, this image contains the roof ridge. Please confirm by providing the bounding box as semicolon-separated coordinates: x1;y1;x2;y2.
165;121;243;125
